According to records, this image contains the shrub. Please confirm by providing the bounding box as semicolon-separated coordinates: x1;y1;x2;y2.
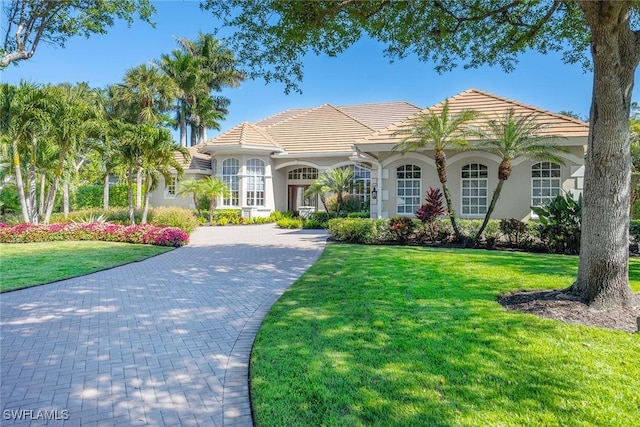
325;193;366;213
532;193;582;254
457;219;483;240
415;187;447;241
327;218;389;244
346;211;370;219
302;219;324;229
483;220;501;247
268;211;292;222
500;219;528;245
151;206;199;234
49;208;150;225
75;184;131;209
212;209;242;225
0;223;188;247
389;216;416;243
277;218;303;229
0;184;20;215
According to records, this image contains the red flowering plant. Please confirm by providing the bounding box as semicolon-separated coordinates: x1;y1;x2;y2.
415;187;447;242
0;223;189;247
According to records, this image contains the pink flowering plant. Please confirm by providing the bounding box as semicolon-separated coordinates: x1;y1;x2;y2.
0;222;189;247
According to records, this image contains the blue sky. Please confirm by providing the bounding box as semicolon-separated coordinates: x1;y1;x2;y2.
2;0;624;139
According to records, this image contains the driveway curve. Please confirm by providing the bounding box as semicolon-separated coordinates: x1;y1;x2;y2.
1;225;327;426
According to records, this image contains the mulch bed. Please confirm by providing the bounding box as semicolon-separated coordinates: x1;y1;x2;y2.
499;290;640;333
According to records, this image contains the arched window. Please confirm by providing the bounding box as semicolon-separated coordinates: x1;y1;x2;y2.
461;163;488;215
246;158;265;206
532;162;561;207
288;167;318;180
222;158;239;206
396;164;422;214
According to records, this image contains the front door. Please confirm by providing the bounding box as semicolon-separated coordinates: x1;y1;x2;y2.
288;185;311;214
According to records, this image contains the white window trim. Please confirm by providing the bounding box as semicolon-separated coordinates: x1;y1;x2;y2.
396;164;422;215
461;164;488;217
164;176;178;199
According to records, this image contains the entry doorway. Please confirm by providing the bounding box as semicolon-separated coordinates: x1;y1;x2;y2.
288;185;316;214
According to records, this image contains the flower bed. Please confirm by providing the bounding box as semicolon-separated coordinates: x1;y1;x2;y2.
0;222;189;247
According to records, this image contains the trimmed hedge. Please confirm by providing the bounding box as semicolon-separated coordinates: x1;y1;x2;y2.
0;223;188;247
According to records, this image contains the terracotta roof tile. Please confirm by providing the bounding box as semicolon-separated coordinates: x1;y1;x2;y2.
358;88;589;146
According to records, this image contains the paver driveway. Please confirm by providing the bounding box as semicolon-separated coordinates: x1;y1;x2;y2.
1;225;327;426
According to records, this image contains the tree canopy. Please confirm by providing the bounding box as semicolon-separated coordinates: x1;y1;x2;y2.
1;0;155;68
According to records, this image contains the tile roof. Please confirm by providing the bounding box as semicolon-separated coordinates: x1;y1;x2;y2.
201;101;423;155
175;144;211;170
358;89;589;146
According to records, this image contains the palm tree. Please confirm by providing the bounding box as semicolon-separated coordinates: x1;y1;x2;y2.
304;180;330;212
318;167;354;215
42;83;99;224
0;82;53;223
178;179;203;214
172;33;245;145
157;50;204;147
393;101;479;239
139;127;188;224
472;108;568;240
197;176;229;223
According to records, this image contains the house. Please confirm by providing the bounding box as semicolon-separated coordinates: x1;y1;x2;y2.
150;88;589;221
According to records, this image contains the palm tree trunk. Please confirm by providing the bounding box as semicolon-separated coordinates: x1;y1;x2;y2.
199;126;207;144
190;123;197;147
141;178;151;224
63;180;70;218
12;140;30;223
27;156;38;223
136;167;143;208
103;173;110;211
179;104;188;147
128;166;135;226
476;179;505;241
38;174;46;219
209;198;215;223
435;149;461;240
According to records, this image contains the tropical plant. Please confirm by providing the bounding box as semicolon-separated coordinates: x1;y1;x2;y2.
139;127;188;224
393;101;479;239
178;179;203;214
317;167;354;215
197;176;230;224
415;187;446;241
532;192;583;255
303;180;330;212
472;109;567;240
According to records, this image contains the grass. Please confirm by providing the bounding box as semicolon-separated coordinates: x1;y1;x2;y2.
0;241;173;292
250;245;640;427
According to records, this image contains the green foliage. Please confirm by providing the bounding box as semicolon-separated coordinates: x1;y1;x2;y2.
302;218;324;229
456;219;482;239
49;208;150;225
327;218;389;244
75;184;131;209
325;193;364;213
212;209;242;225
483;220;501;246
631;220;640;242
152;206;199;234
0;184;20;215
532;193;582;254
389;216;416;243
500;219;528;245
276;218;303;229
346;211;370;219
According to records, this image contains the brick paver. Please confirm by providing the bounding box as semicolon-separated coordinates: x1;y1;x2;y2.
1;225;327;426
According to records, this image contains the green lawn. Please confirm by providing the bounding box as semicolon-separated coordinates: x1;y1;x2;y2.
251;245;640;427
0;241;173;292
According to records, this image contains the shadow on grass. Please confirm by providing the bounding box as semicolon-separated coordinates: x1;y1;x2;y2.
250;244;640;426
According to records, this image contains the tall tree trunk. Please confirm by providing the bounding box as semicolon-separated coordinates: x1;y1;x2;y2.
199;126;207;144
128;166;135;226
190;123;197;147
435;149;461;239
63;180;70;218
38;174;46;219
43;152;68;224
12;140;30;223
136;167;142;208
570;2;639;308
103;173;110;211
476;179;505;241
27;154;37;223
179;103;188;148
141;175;151;224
